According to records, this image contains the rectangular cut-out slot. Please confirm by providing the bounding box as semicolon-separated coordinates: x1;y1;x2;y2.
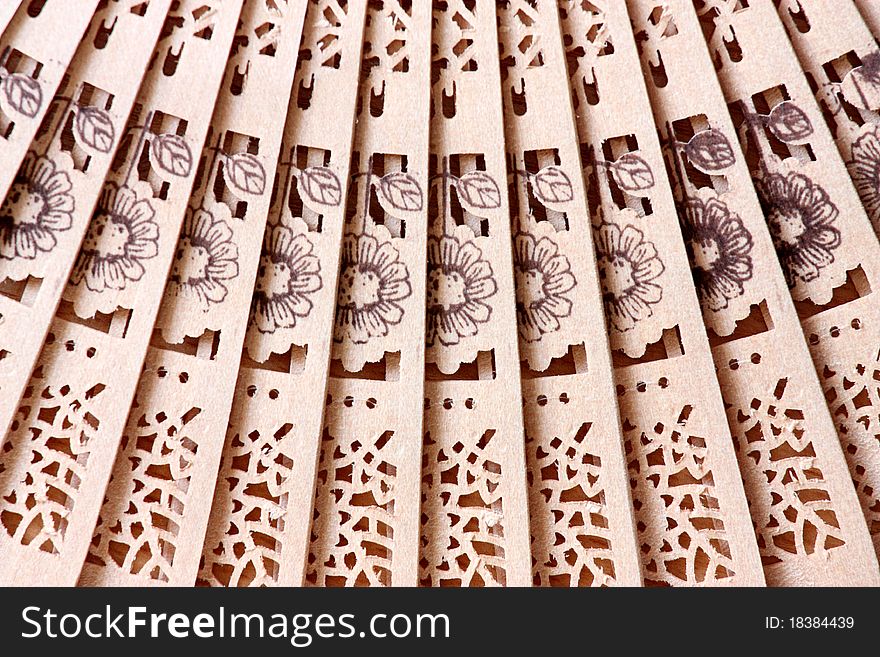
110;102;146;174
601;134;653;217
795;266;872;319
429;152;490;238
150;328;220;361
60;82;116;173
34;73;72;144
727;94;815;175
816;51;872;132
671;114;729;193
329;351;400;382
283;144;332;232
240;343;308;374
513;148;569;232
367;152;408;238
426;350;496;382
708;300;774;346
612;326;684;368
56;299;132;338
0;48;44;140
137;110;190;200
213;129;261;220
0;276;42;307
521;343;589;379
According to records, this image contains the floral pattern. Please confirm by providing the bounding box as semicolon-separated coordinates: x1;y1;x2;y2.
0;152;74;260
759;172;841;287
71;185;159;292
426;235;497;346
594;222;664;333
168;207;239;308
334;232;412;344
681;197;754;312
847;125;880;227
513;232;576;342
251;225;322;333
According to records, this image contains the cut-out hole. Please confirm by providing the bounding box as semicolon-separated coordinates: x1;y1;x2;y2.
613;327;685;367
795;267;872;319
521;343;588;379
241;344;308;374
150;329;220;361
329;351;400;382
56;299;131;338
708;301;774;347
425;350;496;382
0;276;42;307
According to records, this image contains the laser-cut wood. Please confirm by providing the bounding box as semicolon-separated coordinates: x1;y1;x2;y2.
498;0;644;587
557;0;762;587
0;0;243;587
304;0;431;588
417;0;532;589
198;0;368;589
78;0;307;587
626;0;880;585
0;0;101;202
0;0;173;454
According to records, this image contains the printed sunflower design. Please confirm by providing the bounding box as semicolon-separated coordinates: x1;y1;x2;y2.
594;222;664;333
681;197;754;312
0;152;74;260
426;235;498;346
251;224;322;333
513;232;576;342
168;208;239;308
71;185;159;292
847;125;880;227
334;232;412;344
759;172;841;287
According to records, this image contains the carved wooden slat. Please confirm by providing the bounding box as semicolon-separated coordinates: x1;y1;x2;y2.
651;0;880;583
0;0;174;448
498;0;645;587
78;0;308;587
0;0;102;202
0;0;243;586
198;0;368;589
304;0;431;588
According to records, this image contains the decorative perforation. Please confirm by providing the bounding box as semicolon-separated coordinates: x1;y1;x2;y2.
0;336;105;555
197;395;295;587
558;0;614;100
731;377;845;564
527;419;616;586
419;428;506;587
86;377;203;582
306;416;398;587
821;348;880;542
624;405;737;585
293;0;350;108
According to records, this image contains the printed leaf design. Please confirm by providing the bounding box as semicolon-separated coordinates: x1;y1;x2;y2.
225;152;266;196
610;153;655;196
299;166;342;210
456;171;502;214
150;133;193;178
74;106;116;154
3;73;42;118
532;166;574;205
841;51;880;111
685;129;736;174
377;171;424;215
767;101;813;145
